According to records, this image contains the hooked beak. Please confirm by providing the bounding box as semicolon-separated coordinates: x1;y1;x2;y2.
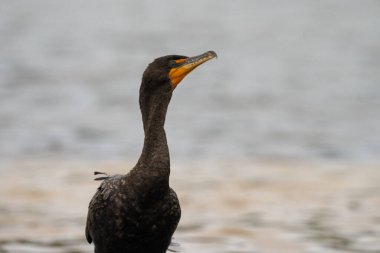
169;51;217;89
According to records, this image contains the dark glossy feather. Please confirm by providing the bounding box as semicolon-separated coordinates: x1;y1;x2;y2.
86;173;180;253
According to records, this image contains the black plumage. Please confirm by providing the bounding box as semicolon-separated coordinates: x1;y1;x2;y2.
85;51;217;253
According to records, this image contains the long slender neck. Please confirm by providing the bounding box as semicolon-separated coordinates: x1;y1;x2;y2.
135;91;172;178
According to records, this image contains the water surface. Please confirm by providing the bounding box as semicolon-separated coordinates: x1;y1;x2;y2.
1;1;380;252
0;0;379;163
1;161;380;253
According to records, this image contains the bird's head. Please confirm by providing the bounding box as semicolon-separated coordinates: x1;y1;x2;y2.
140;51;217;95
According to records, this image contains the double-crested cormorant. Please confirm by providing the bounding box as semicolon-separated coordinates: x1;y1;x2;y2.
85;51;217;253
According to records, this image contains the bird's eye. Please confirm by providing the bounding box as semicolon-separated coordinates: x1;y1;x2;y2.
169;60;178;68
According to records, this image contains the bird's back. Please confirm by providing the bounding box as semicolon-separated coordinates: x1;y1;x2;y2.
86;173;181;253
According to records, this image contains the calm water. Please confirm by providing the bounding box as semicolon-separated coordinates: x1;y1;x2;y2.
0;0;379;164
1;1;380;253
1;161;380;253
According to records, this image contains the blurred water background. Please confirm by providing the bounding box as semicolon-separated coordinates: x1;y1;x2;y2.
1;0;379;164
1;1;380;253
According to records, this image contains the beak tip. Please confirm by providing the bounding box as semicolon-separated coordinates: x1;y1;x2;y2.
208;50;218;59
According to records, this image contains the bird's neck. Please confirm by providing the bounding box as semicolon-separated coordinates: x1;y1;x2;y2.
135;93;172;180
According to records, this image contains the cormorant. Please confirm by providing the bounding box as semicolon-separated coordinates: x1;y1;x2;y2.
85;51;217;253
